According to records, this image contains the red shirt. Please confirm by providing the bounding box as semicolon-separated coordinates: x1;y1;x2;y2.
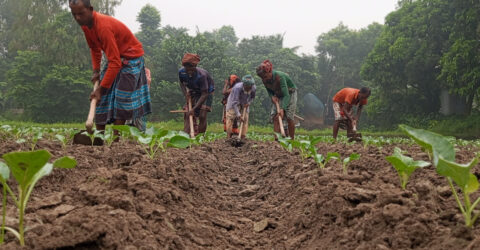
81;11;144;88
333;88;368;105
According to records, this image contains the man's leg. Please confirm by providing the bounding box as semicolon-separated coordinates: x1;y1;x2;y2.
241;112;249;139
287;118;295;140
225;109;235;138
198;109;208;134
95;124;106;131
333;120;340;140
183;112;190;134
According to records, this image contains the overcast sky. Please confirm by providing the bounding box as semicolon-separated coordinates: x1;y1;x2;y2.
115;0;399;55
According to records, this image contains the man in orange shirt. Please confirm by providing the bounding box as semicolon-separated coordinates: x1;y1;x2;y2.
332;87;370;140
70;0;151;131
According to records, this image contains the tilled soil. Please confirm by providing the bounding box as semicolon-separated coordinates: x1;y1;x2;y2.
0;138;479;249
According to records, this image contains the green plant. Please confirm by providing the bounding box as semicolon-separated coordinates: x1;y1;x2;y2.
0;162;9;244
342;153;360;174
0;150;76;246
318;152;341;169
386;147;431;189
95;126;119;147
400;125;480;227
81;129;102;146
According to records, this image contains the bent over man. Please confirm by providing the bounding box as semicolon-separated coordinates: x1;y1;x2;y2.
225;75;256;139
256;60;298;139
178;53;214;135
332;87;371;140
70;0;151;131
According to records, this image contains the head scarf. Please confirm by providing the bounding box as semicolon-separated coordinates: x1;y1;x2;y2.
256;60;273;75
242;75;255;86
182;53;200;67
229;75;239;85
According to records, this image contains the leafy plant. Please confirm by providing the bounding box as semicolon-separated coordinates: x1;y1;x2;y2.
342;153;360;174
95;126;119;147
314;152;341;169
81;129;102;146
0;150;76;246
386;147;431;189
400;125;480;227
0;162;9;244
29;130;43;151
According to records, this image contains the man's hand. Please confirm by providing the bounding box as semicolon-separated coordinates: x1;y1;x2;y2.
278;109;285;119
271;96;279;104
91;70;100;84
244;103;250;108
90;86;103;102
237;115;244;123
187;109;195;117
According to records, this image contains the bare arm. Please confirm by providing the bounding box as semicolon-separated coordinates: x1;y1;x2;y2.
192;90;209;110
222;80;230;95
356;105;364;120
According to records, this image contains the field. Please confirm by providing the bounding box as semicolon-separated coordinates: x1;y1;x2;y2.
0;124;479;249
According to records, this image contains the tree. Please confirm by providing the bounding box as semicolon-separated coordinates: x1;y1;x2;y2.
361;0;455;127
438;0;480;115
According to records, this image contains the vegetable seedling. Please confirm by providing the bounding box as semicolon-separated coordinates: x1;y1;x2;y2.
400;124;480;227
386;147;431;189
342;153;360;174
81;129;102;146
1;150;76;246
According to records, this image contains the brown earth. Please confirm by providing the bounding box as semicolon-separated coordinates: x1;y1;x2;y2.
0;137;479;250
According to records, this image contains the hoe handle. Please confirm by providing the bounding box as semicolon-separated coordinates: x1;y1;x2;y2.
86;81;99;132
275;101;286;137
188;96;195;138
238;106;247;138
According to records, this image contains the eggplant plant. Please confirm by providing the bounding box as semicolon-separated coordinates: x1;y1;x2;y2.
342;153;360;174
386;147;431;189
400;125;480;227
0;150;76;246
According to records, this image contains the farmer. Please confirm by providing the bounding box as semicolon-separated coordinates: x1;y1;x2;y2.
256;60;298;139
222;75;241;134
178;53;215;135
332;87;371;140
69;0;151;131
225;75;256;139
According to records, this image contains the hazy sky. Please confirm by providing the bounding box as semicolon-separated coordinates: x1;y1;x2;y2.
115;0;399;55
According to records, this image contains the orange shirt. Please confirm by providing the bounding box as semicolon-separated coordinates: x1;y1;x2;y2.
81;11;144;88
332;88;368;105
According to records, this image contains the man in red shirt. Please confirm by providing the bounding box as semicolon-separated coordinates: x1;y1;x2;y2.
332;87;370;140
70;0;151;131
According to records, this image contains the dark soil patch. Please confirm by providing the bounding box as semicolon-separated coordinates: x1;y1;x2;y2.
0;138;479;249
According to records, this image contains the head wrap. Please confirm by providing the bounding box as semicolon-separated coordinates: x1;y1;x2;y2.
229;75;239;85
182;53;200;67
242;75;255;86
256;60;273;75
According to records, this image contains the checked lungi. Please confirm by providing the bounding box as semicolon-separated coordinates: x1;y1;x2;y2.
97;56;152;131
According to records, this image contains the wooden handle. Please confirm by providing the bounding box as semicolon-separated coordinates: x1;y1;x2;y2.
86;81;99;132
170;110;188;113
238;106;247;138
188;96;195;138
275;102;286;137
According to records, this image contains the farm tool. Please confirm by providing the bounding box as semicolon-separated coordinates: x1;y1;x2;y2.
73;80;103;145
275;101;286;137
347;119;362;142
230;106;247;147
171;96;195;138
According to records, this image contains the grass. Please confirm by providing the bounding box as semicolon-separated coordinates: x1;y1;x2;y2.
0;120;473;139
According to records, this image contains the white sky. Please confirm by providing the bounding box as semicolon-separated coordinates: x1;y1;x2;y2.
115;0;399;55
